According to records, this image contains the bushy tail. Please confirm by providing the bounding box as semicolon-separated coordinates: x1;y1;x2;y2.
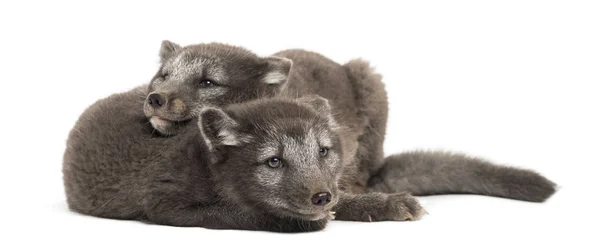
367;150;557;202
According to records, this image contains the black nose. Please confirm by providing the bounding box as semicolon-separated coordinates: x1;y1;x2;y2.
147;93;165;108
311;192;332;206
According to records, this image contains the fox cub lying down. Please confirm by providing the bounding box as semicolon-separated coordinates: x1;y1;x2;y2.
65;94;425;231
63;41;556;232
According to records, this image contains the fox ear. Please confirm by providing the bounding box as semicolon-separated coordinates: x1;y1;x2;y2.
297;95;332;114
198;107;241;150
297;95;340;129
262;56;292;85
159;40;182;62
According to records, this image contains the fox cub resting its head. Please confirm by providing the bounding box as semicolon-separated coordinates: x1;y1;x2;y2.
64;40;553;232
64;41;424;232
144;41;292;135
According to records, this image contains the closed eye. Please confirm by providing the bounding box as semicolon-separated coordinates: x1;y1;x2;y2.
161;68;169;78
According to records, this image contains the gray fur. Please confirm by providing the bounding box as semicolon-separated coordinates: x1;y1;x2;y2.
197;98;425;224
63;41;555;232
368;151;556;202
64;41;402;232
63;89;330;231
159;40;182;62
144;42;290;135
145;41;388;192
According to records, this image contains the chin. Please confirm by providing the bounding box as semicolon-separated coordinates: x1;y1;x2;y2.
149;116;176;135
275;207;333;221
149;116;193;136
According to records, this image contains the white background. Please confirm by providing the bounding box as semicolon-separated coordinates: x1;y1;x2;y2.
1;0;598;245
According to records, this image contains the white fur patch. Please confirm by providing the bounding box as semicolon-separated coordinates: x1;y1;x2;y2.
218;129;239;146
262;72;287;84
149;117;171;131
198;107;240;151
317;130;333;148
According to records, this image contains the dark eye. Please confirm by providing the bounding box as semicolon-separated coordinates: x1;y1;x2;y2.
267;157;283;168
200;79;216;88
319;148;329;157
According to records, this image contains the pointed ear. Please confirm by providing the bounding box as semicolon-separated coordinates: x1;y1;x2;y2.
262;56;292;85
159;40;182;62
297;95;340;130
297;95;332;114
198;107;241;150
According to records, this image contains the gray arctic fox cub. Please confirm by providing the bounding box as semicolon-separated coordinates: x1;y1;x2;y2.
63;41;556;232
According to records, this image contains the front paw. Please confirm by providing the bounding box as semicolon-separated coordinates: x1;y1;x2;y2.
377;193;427;221
335;192;427;222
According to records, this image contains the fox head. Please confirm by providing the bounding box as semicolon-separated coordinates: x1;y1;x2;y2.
199;96;343;220
144;41;292;135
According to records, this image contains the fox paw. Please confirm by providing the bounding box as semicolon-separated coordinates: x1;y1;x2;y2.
364;193;427;222
383;193;427;221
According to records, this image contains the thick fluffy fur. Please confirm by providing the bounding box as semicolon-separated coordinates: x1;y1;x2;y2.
146;42;388;192
63;88;327;231
199;98;425;226
64;93;423;231
368;151;556;202
63;41;555;232
144;41;291;135
273;50;388;193
63;42;419;232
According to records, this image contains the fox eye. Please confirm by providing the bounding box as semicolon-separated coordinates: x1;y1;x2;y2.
267;157;283;168
319;148;329;157
156;74;168;82
199;79;216;88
